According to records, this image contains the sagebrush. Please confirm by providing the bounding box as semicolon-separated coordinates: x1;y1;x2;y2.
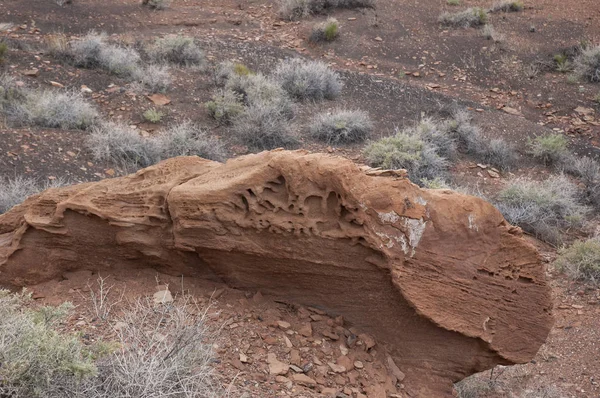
147;35;205;68
555;238;600;284
272;58;342;101
0;176;66;214
309;109;373;144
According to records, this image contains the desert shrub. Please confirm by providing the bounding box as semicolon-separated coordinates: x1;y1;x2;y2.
447;0;460;5
205;89;245;125
0;177;66;214
45;33;71;60
363;130;449;185
554;53;572;73
0;74;25;112
69;32;142;77
279;0;374;20
420;177;451;189
489;1;524;12
0;41;7;63
87;121;225;169
226;72;294;117
494;175;588;244
0;290;97;397
8;89;98;130
143;108;164;123
55;0;73;5
133;63;171;93
481;24;504;42
527;133;569;165
415;117;458;159
573;45;600;82
309;109;372;144
86;295;223;397
310;18;340;42
439;7;488;28
147;35;205;68
449;110;516;170
214;61;253;86
142;0;171;9
232;102;298;150
561;155;600;208
272;58;342;101
555;238;600;284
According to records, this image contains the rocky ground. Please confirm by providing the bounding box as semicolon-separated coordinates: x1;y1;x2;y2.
1;0;600;396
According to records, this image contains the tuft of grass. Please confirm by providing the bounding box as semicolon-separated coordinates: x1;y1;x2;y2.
494;175;588;244
310;18;340;42
527;133;569;165
0;177;66;214
439;7;488;28
420;177;451;189
555;238;600;284
7;89;98;130
0;290;97;397
231;102;298;151
141;0;171;9
573;45;600;82
554;53;572;73
447;0;461;5
272;58;342;101
489;1;524;12
87;121;225;169
143;108;164;123
147;35;205;68
205;89;245;125
309;108;373;144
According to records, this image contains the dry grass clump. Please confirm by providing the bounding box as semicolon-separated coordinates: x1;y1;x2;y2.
310;18;340;42
205;89;245;125
489;1;524;12
87;121;225;169
6;88;99;130
556;237;600;284
279;0;374;20
439;7;488;28
147;35;206;68
573;45;600;82
0;290;96;397
142;0;172;9
272;58;342;101
0;177;66;214
527;133;569;165
309;109;372;144
494;175;588;244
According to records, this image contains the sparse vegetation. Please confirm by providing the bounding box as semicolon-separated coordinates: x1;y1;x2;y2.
7;89;99;130
527;133;569;165
573;45;600;82
0;289;97;397
556;238;600;284
482;24;504;42
309;109;373;144
0;176;66;214
447;0;460;5
310;18;340;42
214;61;253;86
226;72;293;115
205;89;245;125
134;63;172;93
439;7;488;28
147;35;206;68
142;0;171;10
272;58;342;101
0;41;7;63
561;155;600;208
364;127;449;186
494;175;588;244
87;121;225;169
231;102;298;150
143;108;164;123
554;53;572;73
279;0;374;21
489;1;524;13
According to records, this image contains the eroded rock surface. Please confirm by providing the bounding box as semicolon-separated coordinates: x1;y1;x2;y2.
0;150;553;396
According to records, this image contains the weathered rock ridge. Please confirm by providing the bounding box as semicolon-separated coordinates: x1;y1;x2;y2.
0;150;553;396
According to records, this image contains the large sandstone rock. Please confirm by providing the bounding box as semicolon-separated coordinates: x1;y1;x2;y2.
0;150;553;396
